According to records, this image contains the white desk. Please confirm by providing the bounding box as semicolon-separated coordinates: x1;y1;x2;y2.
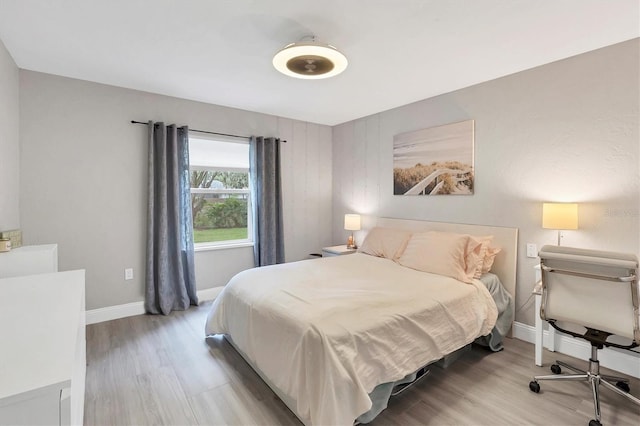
533;264;557;366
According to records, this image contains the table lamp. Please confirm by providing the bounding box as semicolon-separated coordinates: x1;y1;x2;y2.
542;202;578;246
344;214;361;249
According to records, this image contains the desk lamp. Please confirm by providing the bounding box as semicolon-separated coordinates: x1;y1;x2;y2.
542;203;578;246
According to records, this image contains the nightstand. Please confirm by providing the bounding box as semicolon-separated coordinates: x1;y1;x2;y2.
322;245;357;257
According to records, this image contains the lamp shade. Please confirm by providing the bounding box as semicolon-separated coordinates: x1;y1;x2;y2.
542;203;578;230
344;214;361;231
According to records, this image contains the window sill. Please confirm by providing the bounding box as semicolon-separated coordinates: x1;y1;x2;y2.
194;241;254;253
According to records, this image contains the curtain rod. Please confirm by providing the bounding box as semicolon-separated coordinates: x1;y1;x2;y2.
130;120;286;142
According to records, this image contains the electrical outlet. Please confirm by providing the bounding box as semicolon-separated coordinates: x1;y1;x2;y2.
526;243;538;258
125;268;134;280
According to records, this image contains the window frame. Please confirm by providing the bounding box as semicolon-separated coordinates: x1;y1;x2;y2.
188;134;253;251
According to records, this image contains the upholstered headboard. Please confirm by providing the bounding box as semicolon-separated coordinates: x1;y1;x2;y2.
374;217;519;316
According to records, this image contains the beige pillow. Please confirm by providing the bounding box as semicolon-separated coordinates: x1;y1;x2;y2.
358;227;412;260
397;231;480;283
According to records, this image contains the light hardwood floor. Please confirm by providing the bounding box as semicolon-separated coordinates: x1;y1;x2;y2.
85;301;640;425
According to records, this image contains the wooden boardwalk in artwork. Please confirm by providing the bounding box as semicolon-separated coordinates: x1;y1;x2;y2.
404;168;473;195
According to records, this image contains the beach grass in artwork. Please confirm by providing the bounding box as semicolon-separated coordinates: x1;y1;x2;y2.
393;120;474;195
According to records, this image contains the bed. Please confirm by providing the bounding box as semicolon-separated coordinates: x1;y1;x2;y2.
205;218;518;425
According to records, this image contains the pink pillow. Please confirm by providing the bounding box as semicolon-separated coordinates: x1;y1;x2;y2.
466;238;485;279
471;235;493;279
358;227;412;260
482;246;502;274
397;231;481;283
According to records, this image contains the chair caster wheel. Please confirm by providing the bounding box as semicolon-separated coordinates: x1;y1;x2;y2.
616;381;630;393
588;419;602;426
550;364;562;374
529;381;540;393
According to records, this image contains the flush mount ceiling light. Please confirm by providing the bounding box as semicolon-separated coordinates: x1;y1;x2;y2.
272;36;348;79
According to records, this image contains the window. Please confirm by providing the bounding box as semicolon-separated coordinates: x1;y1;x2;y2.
189;136;252;248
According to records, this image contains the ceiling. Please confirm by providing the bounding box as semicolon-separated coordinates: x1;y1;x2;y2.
0;0;638;126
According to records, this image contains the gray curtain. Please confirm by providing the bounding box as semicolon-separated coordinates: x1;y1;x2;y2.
145;122;198;315
250;136;285;266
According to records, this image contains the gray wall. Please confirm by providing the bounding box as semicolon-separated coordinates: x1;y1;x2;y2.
332;39;640;327
19;71;333;310
0;38;19;230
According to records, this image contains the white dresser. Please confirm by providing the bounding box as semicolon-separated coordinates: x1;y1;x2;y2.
0;244;58;277
0;270;86;426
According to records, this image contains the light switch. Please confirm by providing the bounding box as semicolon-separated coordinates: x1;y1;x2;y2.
125;268;134;280
526;243;538;258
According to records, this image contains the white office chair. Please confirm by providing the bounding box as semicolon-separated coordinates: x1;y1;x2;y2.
528;245;640;426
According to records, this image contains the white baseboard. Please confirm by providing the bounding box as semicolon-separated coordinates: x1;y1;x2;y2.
513;321;640;379
197;286;224;301
85;301;145;325
85;286;224;325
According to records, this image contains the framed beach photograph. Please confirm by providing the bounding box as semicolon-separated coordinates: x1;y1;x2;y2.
393;119;474;195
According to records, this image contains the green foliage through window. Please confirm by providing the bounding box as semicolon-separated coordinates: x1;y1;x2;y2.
193;198;248;229
190;169;250;243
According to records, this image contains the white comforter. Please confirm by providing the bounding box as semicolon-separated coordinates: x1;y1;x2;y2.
205;253;498;425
